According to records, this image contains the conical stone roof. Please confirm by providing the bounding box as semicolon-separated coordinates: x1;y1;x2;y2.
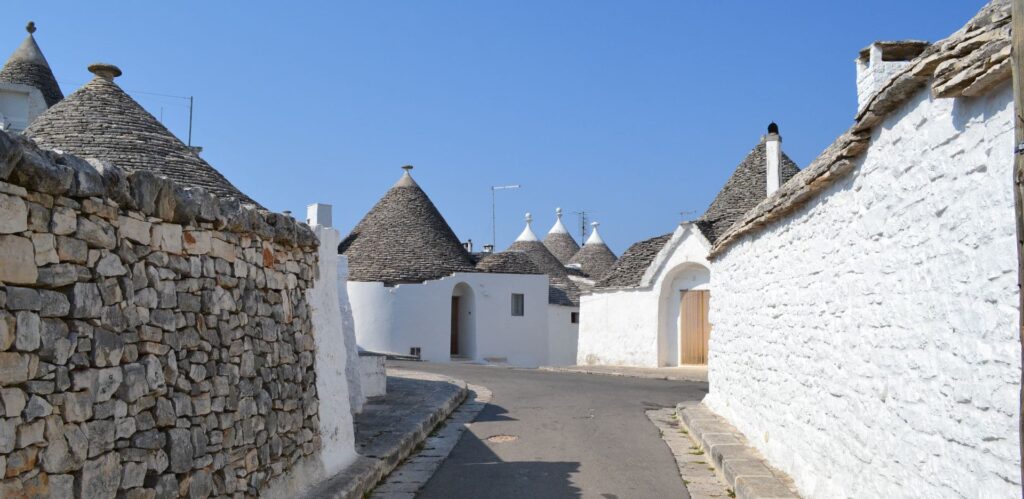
543;208;580;264
0;22;63;107
568;222;617;280
596;232;673;289
340;167;477;284
24;64;260;206
475;251;542;275
695;140;800;243
509;214;580;306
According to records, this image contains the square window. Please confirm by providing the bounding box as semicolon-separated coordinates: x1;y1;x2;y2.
511;293;525;316
571;312;579;324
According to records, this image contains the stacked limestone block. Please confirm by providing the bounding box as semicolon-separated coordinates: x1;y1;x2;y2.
0;130;321;498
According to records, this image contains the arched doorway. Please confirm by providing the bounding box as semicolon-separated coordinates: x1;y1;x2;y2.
450;283;476;359
657;263;711;366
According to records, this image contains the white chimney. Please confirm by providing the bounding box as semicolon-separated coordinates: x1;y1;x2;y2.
765;122;781;196
855;41;929;112
306;203;333;228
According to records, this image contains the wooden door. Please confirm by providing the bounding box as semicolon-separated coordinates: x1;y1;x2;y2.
450;297;460;355
679;290;710;365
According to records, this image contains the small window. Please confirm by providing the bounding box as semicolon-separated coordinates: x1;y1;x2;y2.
511;293;525;316
570;312;579;324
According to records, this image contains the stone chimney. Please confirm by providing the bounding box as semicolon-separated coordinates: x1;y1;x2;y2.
855;41;929;112
765;122;781;196
306;203;333;228
463;239;474;253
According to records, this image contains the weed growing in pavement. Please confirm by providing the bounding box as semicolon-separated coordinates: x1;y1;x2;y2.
727;489;736;498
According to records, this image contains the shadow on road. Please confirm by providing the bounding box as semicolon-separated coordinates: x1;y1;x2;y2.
418;403;581;499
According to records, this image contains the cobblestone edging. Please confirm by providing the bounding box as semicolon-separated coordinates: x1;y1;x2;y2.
646;407;730;498
370;383;491;498
677;402;799;499
302;370;469;499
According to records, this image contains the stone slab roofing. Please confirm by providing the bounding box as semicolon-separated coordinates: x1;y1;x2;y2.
544;231;580;265
695;142;800;244
0;23;63;107
24;67;260;207
340;169;478;284
594;232;673;289
568;242;617;280
508;239;580;306
475;251;543;275
709;0;1011;258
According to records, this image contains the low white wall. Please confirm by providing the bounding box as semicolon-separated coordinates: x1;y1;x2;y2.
577;224;711;367
706;82;1021;497
547;304;580;366
349;272;550;367
307;227;357;483
577;289;659;367
358;354;387;397
337;254;365;414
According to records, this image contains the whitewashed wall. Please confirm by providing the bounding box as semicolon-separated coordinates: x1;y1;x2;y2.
577;224;711;367
336;254;365;414
705;82;1021;498
547;305;580;366
348;272;550;366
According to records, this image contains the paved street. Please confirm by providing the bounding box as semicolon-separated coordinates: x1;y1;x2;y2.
390;361;709;499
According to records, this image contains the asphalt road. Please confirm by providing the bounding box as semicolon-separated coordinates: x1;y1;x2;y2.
392;361;709;499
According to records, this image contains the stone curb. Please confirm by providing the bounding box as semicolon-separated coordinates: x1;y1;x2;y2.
370;383;492;498
537;365;707;382
676;402;800;499
303;372;469;499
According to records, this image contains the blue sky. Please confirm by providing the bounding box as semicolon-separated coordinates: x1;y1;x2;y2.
4;1;985;254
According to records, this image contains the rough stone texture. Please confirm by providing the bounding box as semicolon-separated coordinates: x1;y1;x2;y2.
567;240;617;281
0;130;322;498
705;80;1019;496
339;171;477;284
542;231;579;266
0;234;38;284
694;142;800;244
474;251;543;275
595;233;673;289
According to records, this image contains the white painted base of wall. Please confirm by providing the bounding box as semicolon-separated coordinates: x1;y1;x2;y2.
359;354;387;398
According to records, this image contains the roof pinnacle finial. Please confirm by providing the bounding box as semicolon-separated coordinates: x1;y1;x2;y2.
556;207;562;219
402;165;414;172
26;22;36;34
88;63;122;81
525;212;532;224
767;122;779;135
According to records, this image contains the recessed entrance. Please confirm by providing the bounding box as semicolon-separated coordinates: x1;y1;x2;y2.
679;290;710;365
450;283;475;359
450;296;461;355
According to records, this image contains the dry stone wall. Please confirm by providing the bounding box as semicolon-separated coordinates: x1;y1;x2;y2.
0;130;322;498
